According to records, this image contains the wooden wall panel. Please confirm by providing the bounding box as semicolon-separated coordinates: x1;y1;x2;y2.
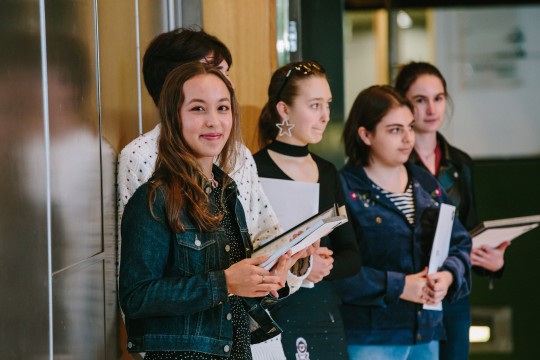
202;0;277;151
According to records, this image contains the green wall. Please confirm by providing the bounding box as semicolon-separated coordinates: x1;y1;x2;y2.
470;157;540;359
301;0;347;168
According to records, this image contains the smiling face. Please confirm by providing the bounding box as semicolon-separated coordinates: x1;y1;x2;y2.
179;73;233;169
278;76;332;145
405;74;446;135
359;105;415;168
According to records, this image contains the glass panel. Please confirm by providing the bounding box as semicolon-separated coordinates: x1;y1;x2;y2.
0;1;51;358
46;0;102;272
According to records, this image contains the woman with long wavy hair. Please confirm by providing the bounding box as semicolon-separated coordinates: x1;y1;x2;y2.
119;62;292;360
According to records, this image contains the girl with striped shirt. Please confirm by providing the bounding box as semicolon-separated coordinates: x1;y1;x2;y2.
334;85;472;360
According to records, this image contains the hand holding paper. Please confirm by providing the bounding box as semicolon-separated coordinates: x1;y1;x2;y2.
470;241;510;271
224;256;283;298
400;267;428;304
306;247;334;283
253;205;348;270
425;271;453;306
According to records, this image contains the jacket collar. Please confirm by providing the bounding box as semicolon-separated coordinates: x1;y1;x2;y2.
409;132;453;166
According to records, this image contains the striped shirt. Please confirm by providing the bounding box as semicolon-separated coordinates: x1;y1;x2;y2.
372;182;415;225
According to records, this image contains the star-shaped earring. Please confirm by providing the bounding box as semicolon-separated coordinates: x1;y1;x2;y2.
276;119;295;137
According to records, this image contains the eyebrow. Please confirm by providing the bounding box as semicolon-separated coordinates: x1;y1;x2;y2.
186;97;231;104
411;93;445;99
307;97;332;101
385;119;415;128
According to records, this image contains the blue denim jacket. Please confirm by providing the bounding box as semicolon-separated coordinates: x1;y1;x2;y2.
119;167;282;354
333;163;472;345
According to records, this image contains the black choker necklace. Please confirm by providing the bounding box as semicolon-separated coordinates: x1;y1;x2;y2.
268;141;309;157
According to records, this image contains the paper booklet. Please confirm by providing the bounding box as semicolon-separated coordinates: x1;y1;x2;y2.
254;204;348;270
424;203;456;311
471;214;540;249
259;177;319;232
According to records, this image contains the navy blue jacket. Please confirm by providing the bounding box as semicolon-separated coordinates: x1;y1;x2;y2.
333;163;472;345
119;167;282;354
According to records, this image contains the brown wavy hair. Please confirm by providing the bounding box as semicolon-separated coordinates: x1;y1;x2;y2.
148;62;241;232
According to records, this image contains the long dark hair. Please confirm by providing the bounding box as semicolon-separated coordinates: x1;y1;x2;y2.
149;62;241;233
258;60;327;147
343;85;413;166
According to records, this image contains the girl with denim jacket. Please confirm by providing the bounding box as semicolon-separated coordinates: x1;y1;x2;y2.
334;85;471;360
395;62;509;360
119;63;298;359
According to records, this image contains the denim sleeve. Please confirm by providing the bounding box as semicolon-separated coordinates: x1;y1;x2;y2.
333;266;406;307
119;186;229;319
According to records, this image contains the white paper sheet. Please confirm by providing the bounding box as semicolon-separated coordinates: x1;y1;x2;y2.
259;177;319;232
424;203;456;311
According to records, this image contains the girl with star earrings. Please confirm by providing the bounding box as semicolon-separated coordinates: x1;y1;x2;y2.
253;60;361;359
334;85;471;360
119;62;295;359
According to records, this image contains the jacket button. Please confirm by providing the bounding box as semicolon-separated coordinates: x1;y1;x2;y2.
226;313;232;320
224;345;230;352
127;342;133;349
417;334;422;341
195;239;201;247
225;244;231;252
375;217;382;224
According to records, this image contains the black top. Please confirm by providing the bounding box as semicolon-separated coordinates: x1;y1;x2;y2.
253;148;360;280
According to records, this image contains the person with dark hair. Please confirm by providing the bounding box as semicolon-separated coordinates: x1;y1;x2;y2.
395;61;509;360
334;85;471;359
253;60;361;359
120;62;290;359
117;27;310;359
119;27;282;249
142;28;233;106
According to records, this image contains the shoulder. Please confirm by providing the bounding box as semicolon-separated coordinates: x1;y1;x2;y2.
119;125;161;167
310;152;338;173
339;164;369;190
126;182;163;208
252;147;272;169
407;162;442;193
118;125;161;207
438;133;473;166
120;124;161;154
252;147;268;162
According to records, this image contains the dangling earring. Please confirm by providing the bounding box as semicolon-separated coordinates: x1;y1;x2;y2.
276;119;295;137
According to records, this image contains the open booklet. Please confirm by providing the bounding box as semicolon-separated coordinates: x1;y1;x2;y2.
253;204;348;270
471;214;540;249
424;203;456;311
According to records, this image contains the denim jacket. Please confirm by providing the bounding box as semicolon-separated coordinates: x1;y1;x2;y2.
333;163;472;345
119;167;282;355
